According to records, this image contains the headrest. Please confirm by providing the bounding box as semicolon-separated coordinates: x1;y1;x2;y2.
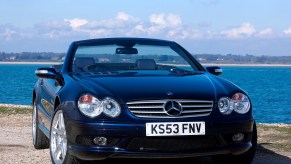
74;57;95;68
135;59;156;70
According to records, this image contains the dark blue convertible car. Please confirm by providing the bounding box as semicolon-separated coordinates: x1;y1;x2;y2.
32;37;257;164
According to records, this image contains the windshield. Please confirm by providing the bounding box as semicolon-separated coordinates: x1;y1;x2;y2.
71;42;200;76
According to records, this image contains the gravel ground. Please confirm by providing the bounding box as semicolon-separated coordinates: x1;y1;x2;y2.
0;114;290;164
0;115;50;164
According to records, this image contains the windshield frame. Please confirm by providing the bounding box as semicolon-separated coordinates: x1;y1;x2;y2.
65;38;205;74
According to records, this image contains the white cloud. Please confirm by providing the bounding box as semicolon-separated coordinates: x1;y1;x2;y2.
33;20;77;39
1;28;17;41
220;22;256;39
116;12;132;21
1;13;264;43
67;12;140;38
167;28;203;40
283;27;291;35
34;20;71;34
256;28;273;37
167;14;182;27
150;14;166;27
43;30;64;39
64;18;88;30
259;28;273;35
3;12;291;53
83;29;112;38
128;13;184;37
0;25;19;41
133;24;146;33
150;14;182;28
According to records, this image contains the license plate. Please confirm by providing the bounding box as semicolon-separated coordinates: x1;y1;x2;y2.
146;122;205;136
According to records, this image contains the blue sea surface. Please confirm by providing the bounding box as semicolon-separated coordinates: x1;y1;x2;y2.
0;64;48;105
0;64;290;124
221;66;291;124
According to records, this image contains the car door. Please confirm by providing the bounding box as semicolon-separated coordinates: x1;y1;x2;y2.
38;77;61;131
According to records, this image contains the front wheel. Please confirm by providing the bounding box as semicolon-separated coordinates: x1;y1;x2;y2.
212;122;257;164
50;107;80;164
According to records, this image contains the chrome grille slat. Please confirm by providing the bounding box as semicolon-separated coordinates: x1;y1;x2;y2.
178;100;213;103
127;105;163;109
182;109;212;113
133;113;210;118
130;110;166;114
127;99;213;118
127;100;165;104
182;105;213;108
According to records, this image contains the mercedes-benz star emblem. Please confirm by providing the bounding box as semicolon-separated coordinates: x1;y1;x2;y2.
163;101;183;116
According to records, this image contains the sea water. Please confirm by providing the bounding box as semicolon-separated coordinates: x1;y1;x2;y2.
222;66;291;124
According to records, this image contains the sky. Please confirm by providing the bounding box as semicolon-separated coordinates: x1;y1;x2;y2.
0;0;291;56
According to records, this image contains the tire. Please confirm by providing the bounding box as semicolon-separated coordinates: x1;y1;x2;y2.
32;101;49;149
212;122;257;164
50;106;81;164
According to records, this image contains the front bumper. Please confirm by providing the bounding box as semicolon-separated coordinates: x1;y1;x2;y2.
66;119;254;160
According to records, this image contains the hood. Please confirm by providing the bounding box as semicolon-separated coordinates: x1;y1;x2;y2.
72;74;218;103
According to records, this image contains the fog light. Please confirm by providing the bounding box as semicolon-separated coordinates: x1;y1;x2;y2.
93;137;107;146
232;133;244;142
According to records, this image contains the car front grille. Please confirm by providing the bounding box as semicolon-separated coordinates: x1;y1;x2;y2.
127;99;213;118
126;136;218;152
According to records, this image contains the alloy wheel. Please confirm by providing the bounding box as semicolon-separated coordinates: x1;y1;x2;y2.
50;110;67;164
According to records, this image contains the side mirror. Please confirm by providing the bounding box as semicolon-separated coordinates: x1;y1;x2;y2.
35;68;58;79
35;67;63;86
206;66;223;76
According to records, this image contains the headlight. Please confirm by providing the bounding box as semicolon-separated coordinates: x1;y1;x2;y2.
78;94;121;118
232;93;251;114
218;93;250;115
102;98;121;118
218;97;232;114
78;94;103;118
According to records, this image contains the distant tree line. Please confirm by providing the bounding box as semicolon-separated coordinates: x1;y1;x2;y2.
0;51;290;64
193;54;291;64
0;52;65;62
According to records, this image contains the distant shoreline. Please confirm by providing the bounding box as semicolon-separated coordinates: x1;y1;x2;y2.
202;63;291;67
0;61;61;65
1;61;291;67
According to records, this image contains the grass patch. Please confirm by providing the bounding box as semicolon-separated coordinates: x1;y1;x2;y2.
257;124;291;152
0;105;32;114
